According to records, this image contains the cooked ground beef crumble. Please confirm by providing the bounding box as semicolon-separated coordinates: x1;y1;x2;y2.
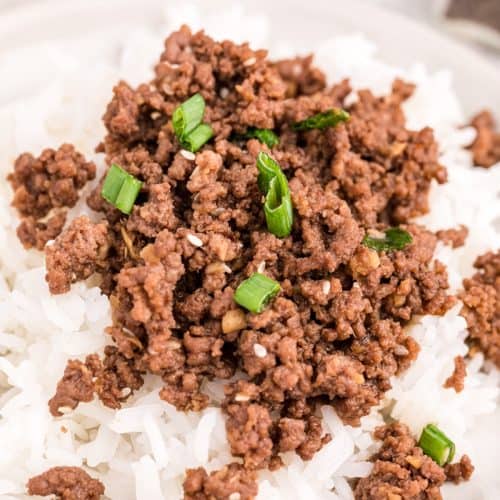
460;250;500;368
469;110;500;168
8;26;490;499
27;466;105;500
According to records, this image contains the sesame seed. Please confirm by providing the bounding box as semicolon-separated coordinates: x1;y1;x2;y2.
220;87;229;98
243;57;257;67
257;261;266;273
150;111;161;120
187;234;203;247
58;406;73;414
234;393;250;402
394;345;409;356
229;494;241;500
180;149;196;161
121;387;132;397
322;280;331;295
253;343;267;358
223;264;232;274
367;228;385;239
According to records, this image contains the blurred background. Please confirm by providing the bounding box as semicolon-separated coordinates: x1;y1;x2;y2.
0;0;499;67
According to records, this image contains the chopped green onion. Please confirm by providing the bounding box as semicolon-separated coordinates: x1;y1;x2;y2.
418;424;455;466
173;93;205;138
101;164;142;215
234;273;281;313
256;152;293;237
114;175;143;214
101;164;128;204
264;173;293;238
256;151;281;194
292;108;350;131
181;123;214;153
239;128;279;148
362;227;413;252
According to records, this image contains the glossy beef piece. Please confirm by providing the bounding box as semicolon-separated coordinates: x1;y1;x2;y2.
354;423;472;500
469;110;500;168
27;466;104;500
8;144;96;249
444;355;467;393
45;216;111;294
183;463;257;500
460;250;500;367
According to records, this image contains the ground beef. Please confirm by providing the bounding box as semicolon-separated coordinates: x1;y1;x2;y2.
444;355;467;392
444;455;474;484
18;25;475;497
468;110;500;168
460;250;500;367
46;216;111;294
436;225;468;249
354;423;472;500
183;463;257;500
48;348;143;416
7;144;96;249
27;466;104;500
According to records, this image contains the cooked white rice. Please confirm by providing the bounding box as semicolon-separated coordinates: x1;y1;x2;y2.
0;3;499;499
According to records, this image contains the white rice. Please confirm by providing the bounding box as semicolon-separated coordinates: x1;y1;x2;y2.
0;3;499;500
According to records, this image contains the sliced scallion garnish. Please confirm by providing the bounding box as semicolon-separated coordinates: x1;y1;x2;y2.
173;93;205;139
256;152;293;237
418;424;455;466
234;273;281;313
181;123;214;153
362;227;413;252
293;108;350;131
172;94;214;152
101;164;142;215
240;128;279;148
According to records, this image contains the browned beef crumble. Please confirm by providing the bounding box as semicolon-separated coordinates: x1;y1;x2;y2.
27;466;104;500
354;423;473;500
12;26;476;498
460;250;500;367
183;463;257;500
436;225;468;249
7;144;96;250
468;110;500;168
444;355;467;392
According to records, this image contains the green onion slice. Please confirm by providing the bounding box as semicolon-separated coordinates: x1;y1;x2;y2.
418;424;456;466
101;164;142;215
181;123;214;153
256;151;281;194
292;108;350;131
256;152;293;237
173;93;205;139
362;227;413;252
239;128;279;148
234;273;281;313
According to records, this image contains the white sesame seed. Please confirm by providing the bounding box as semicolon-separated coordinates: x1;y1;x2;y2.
367;228;385;239
58;406;73;415
220;87;229;99
180;149;196;161
322;280;331;295
223;264;232;274
120;387;132;397
150;111;161;120
257;261;266;273
234;393;250;402
243;57;257;67
187;234;203;247
253;343;267;358
394;345;409;356
229;494;241;500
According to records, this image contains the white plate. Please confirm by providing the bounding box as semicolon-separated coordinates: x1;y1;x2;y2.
0;0;499;115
